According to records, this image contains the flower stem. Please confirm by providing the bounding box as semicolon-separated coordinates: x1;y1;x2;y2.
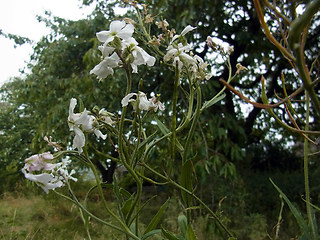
304;92;316;238
140;162;234;238
183;82;201;163
171;67;180;167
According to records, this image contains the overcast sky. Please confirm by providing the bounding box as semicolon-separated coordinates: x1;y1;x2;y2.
0;0;94;86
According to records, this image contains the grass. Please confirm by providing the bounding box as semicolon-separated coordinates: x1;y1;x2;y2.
0;178;301;240
0;181;124;240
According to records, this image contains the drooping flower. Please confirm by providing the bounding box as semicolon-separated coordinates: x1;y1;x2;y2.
122;38;156;73
90;52;120;79
24;152;56;172
192;55;212;80
68;98;107;153
98;45;115;58
96;20;134;45
164;43;196;70
21;152;77;194
23;172;64;194
149;96;165;112
121;92;165;112
170;25;196;44
98;108;115;125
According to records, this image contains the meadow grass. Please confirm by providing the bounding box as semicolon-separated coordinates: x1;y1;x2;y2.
0;179;293;240
0;180;124;240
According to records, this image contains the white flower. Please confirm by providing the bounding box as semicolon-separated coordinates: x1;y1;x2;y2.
170;25;196;43
121;92;165;112
149;96;165;112
90;52;120;79
98;45;115;58
99;108;115;125
192;55;212;80
23;172;64;194
72;127;86;153
122;38;156;73
164;43;196;70
121;92;151;111
68;98;107;153
137;92;152;111
22;153;77;194
96;20;134;44
131;46;156;73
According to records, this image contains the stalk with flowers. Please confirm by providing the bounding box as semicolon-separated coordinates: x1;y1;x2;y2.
21;2;242;239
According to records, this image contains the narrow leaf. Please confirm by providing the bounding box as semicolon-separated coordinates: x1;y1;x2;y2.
161;228;180;240
154;117;184;152
138;131;158;150
270;179;311;237
121;197;134;217
144;198;170;234
180;160;193;206
202;93;225;109
141;229;162;240
186;224;198;240
178;214;188;236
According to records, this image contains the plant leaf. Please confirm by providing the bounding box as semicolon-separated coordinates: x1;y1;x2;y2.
154;117;184;152
178;214;188;236
202;93;225;110
180;160;193;206
161;228;180;240
186;224;198;240
141;229;162;240
270;178;311;238
144;198;170;235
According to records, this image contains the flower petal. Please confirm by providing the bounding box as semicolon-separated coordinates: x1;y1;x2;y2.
94;129;107;140
138;92;151;111
117;23;134;40
96;30;112;43
110;20;126;33
180;25;196;36
73;127;85;153
121;93;137;107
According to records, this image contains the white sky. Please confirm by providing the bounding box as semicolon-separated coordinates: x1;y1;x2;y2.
0;0;94;86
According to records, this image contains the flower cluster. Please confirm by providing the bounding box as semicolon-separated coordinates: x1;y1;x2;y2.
164;26;212;80
21;152;77;194
121;92;165;112
90;20;156;79
68;98;108;153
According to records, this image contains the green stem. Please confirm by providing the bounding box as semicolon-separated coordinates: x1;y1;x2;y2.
140;162;234;238
171;67;180;164
118;55;132;165
181;82;201;223
117;62;143;232
54;189;140;240
183;82;201;163
200;57;232;112
87;158;137;236
304;92;316;238
288;0;320;117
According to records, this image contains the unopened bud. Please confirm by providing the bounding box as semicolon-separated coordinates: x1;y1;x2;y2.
112;36;123;50
206;36;217;51
235;63;248;74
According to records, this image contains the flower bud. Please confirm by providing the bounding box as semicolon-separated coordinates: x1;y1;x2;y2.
111;36;123;51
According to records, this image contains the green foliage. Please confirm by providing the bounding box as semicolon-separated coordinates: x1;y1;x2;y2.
0;29;32;47
0;178;110;238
